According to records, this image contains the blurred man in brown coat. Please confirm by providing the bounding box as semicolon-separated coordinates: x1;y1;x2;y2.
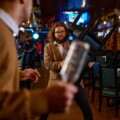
0;0;77;119
44;22;93;120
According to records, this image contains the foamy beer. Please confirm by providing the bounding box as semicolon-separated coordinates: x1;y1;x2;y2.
60;41;90;83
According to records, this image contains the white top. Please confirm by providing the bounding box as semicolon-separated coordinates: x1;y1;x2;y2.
0;9;19;36
54;41;64;56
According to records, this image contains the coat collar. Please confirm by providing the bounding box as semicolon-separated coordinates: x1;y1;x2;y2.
52;40;71;60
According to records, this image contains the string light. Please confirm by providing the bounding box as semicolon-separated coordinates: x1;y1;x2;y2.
103;20;107;25
27;20;30;24
82;0;86;7
30;24;32;28
19;27;25;32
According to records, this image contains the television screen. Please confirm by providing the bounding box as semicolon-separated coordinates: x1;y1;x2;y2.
62;0;88;11
62;11;91;26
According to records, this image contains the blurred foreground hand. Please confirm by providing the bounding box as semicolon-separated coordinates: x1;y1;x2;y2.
20;68;40;83
43;81;78;113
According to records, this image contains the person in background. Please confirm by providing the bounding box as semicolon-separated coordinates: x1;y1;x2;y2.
25;34;33;51
36;40;42;67
44;22;93;120
0;1;78;119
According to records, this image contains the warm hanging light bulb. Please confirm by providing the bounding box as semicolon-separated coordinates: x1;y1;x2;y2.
82;0;86;7
27;20;30;24
21;22;25;26
103;20;107;25
19;27;25;32
103;17;107;25
30;24;32;27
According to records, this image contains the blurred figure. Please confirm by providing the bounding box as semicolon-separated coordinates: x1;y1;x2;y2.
36;41;42;67
25;35;33;51
44;22;93;120
0;1;77;119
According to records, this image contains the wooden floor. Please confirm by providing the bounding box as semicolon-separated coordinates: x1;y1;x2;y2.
32;67;120;120
48;88;120;120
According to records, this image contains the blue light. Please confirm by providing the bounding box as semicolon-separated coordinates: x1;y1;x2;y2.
33;33;39;40
69;35;74;40
69;36;73;40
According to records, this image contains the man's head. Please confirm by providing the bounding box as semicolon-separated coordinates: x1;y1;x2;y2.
50;22;68;44
0;0;33;25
